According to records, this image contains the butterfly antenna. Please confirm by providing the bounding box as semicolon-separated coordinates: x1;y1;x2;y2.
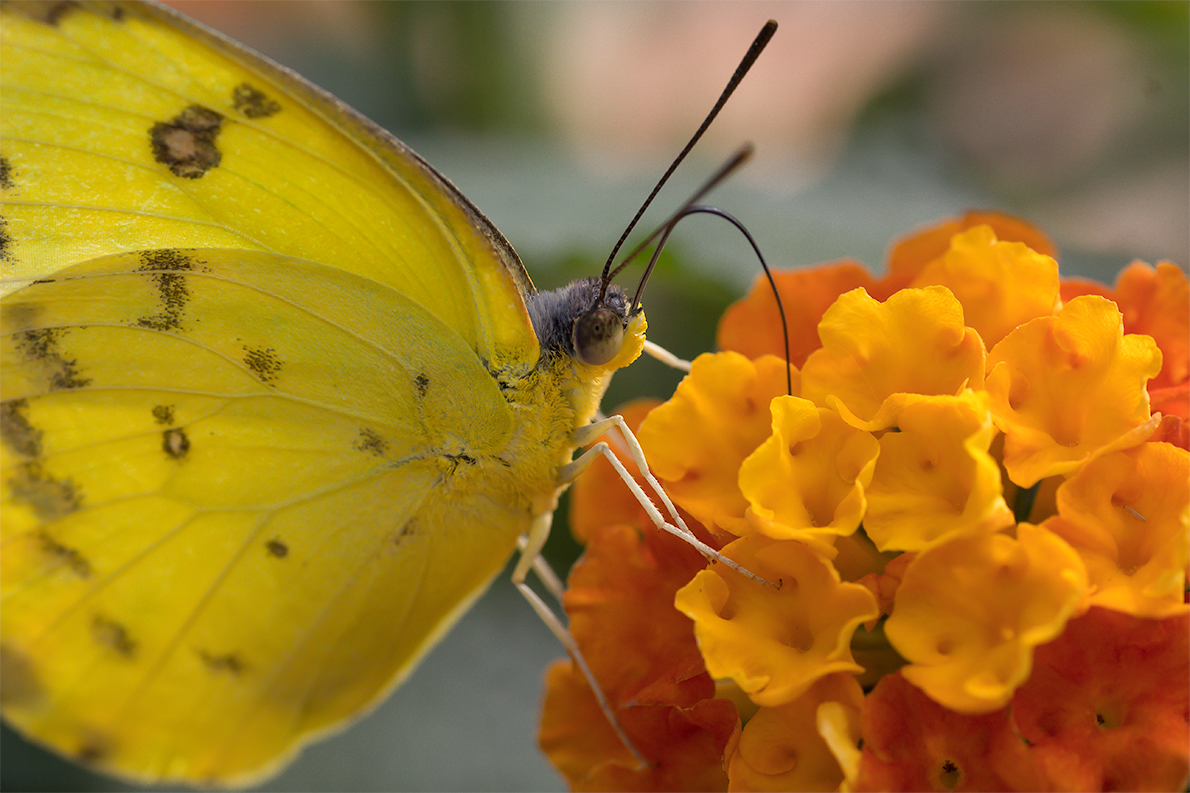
598;19;777;301
631;205;794;396
608;143;752;290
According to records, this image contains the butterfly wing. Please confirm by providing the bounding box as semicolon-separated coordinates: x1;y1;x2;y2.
0;2;562;783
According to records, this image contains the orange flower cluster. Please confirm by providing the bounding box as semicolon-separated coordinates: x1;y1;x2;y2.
539;213;1189;792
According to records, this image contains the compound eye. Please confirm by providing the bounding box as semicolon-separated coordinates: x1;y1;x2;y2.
573;307;625;366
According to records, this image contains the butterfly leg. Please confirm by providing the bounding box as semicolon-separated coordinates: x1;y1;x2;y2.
511;511;650;769
568;417;777;587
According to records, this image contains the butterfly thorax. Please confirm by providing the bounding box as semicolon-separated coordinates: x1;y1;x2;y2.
481;280;646;514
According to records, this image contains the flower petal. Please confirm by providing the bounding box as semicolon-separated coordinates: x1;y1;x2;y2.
1011;607;1190;792
1043;442;1189;618
674;535;879;708
539;660;740;792
881;211;1057;297
638;353;797;535
740;396;880;546
983;295;1163;486
865;392;1014;551
725;673;864;792
854;672;1048;792
801;287;986;431
718;261;878;368
910;225;1060;348
885;524;1088;713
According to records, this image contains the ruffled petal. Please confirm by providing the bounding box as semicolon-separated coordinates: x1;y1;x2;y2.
910;225;1060;348
983;295;1163;486
674;535;879;708
1011;607;1190;792
865;391;1014;551
1043;442;1189;618
725;673;864;792
885;524;1088;713
638;353;797;536
739;396;880;547
801;286;986;431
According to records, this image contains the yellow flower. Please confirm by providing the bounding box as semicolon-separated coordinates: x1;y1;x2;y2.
739;396;880;550
983;294;1163;486
864;391;1014;551
638;353;797;536
1042;442;1189;618
909;224;1061;349
884;524;1088;713
724;673;864;792
674;535;878;708
801;286;986;431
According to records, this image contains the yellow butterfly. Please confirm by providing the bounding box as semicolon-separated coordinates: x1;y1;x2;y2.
0;1;664;785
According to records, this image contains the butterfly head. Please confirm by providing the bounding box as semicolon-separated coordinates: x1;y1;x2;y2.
527;278;646;374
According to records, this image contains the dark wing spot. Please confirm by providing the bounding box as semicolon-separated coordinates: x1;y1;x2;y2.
197;649;248;675
75;735;114;766
415;373;430;397
1;399;43;457
37;529;91;577
0;156;12;188
242;346;282;384
265;538;288;558
138;249;195;272
162;428;189;459
389;518;419;550
91;615;135;658
152;404;175;425
10;0;79;25
13;328;92;390
7;462;81;520
353;427;388;456
232;83;281;118
0;216;10;262
135;250;193;331
150;105;223;179
0;643;45;707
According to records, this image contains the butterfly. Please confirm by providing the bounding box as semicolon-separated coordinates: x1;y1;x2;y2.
0;1;675;785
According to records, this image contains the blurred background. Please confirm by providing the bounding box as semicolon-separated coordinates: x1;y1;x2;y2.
3;2;1186;791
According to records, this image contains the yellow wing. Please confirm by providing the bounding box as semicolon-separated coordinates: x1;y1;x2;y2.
0;1;645;785
0;0;537;374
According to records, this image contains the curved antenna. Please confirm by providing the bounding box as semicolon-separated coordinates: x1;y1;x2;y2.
634;204;793;396
609;143;753;290
598;19;778;300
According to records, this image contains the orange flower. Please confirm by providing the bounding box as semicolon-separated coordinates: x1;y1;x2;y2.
637;353;797;536
1042;442;1189;618
983;295;1163;486
1011;607;1190;792
854;672;1049;791
800;286;986;431
881;210;1057;296
540;661;739;792
540;213;1186;793
674;535;878;708
717;260;878;368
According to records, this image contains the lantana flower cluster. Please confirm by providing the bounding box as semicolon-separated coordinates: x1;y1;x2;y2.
539;213;1189;792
